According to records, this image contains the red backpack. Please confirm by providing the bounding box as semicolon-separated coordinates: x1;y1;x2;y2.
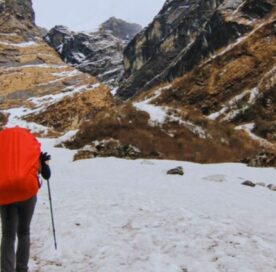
0;127;41;205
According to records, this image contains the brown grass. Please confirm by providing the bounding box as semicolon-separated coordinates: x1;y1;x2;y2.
65;102;259;163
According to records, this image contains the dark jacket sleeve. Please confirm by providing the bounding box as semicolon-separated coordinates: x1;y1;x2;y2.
40;162;51;180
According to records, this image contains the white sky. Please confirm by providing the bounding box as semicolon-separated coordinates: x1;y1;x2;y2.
32;0;165;32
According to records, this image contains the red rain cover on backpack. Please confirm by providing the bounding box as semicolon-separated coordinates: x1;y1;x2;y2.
0;127;41;205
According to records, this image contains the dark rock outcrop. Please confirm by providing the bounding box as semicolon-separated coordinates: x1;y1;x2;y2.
0;0;6;15
167;166;184;175
3;0;35;22
0;112;8;129
242;151;276;167
45;25;125;87
242;180;256;187
117;0;274;99
73;139;142;161
100;17;142;42
267;184;276;191
0;0;38;36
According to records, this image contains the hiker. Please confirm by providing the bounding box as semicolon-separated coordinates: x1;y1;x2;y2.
0;127;51;272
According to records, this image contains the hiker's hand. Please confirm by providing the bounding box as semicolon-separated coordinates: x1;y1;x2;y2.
40;152;51;163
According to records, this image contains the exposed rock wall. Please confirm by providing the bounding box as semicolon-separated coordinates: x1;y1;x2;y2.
0;0;38;37
4;0;35;22
153;17;276;144
117;0;275;99
45;18;142;88
45;26;124;87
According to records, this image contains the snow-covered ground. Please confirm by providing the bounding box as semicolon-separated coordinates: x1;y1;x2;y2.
2;103;276;271
27;137;276;272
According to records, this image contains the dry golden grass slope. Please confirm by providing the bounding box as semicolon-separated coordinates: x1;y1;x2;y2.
0;31;114;135
0;33;99;108
0;0;115;137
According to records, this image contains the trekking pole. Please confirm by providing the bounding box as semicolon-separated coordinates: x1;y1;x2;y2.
47;179;57;250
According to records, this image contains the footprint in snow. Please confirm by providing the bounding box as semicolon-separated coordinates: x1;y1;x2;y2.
203;174;226;183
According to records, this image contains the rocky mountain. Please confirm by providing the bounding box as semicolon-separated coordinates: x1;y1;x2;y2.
1;0;275;165
117;0;275;99
0;0;112;135
0;0;39;37
45;26;124;88
45;18;141;88
60;0;275;164
100;17;142;41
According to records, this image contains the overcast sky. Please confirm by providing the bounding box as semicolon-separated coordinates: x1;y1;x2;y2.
32;0;165;31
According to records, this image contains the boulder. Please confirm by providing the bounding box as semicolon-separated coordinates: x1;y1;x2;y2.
167;166;184;176
267;184;276;191
242;180;256;187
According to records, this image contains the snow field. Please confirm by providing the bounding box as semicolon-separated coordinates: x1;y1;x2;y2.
28;138;276;272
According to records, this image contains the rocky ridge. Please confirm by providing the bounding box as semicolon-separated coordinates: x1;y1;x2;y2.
45;18;142;88
117;0;275;99
0;0;38;37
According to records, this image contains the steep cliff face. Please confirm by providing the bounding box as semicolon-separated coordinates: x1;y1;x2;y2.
45;26;124;87
117;0;275;99
45;18;142;88
0;0;38;36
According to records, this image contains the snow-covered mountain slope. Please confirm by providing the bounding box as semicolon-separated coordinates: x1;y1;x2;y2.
0;1;275;268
